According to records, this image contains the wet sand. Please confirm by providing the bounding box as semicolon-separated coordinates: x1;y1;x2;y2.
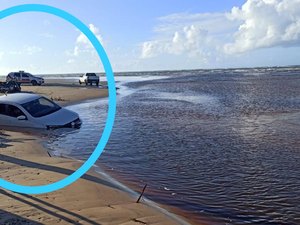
0;81;188;225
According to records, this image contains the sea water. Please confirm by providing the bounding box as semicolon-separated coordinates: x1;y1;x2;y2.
46;67;300;225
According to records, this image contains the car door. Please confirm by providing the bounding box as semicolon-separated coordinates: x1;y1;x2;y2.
0;104;35;128
0;104;8;126
21;73;30;83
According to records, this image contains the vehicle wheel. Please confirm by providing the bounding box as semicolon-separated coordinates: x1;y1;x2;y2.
90;82;92;86
31;80;37;86
37;83;41;86
79;80;82;85
96;82;99;87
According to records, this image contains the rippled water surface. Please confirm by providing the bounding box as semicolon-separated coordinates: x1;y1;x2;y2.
47;68;300;225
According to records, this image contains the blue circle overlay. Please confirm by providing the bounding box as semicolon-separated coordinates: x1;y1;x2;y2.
0;4;116;194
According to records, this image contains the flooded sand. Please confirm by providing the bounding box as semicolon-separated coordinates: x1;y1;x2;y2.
47;68;300;225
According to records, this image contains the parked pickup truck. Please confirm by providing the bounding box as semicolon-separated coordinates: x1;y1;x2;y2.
6;71;44;86
79;73;99;86
0;81;21;93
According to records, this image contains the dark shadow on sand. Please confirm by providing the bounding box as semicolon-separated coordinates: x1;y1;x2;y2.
0;190;101;225
0;153;123;191
0;129;35;148
0;209;43;225
0;130;35;148
0;131;12;148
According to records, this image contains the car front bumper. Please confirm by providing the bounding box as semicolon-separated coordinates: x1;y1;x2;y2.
46;118;82;130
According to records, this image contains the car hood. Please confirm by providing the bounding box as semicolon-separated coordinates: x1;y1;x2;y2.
35;108;79;126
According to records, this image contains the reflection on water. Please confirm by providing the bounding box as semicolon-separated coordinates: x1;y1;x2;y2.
154;91;218;105
47;69;300;225
46;100;107;158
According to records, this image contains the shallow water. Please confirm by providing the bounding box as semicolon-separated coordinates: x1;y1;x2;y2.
46;68;300;225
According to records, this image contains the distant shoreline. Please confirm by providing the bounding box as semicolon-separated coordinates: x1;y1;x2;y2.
1;64;300;77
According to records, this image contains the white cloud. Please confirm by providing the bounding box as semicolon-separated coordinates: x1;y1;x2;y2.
141;41;159;58
66;24;104;70
155;12;239;35
0;52;4;60
141;0;300;63
9;45;42;55
224;0;300;54
24;46;42;55
67;59;75;64
73;46;80;57
75;24;103;52
141;25;214;62
140;11;239;63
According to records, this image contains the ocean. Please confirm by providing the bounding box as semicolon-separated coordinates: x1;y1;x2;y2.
46;67;300;225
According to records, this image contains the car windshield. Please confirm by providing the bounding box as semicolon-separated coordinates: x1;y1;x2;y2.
86;73;96;76
21;97;61;118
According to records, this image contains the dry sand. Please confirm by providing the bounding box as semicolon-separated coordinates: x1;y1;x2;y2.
21;79;109;106
0;81;189;225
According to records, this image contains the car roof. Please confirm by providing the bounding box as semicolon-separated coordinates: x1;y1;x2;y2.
0;93;41;104
8;71;32;75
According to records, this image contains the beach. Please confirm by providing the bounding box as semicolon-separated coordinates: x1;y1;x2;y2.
1;68;299;225
0;80;188;225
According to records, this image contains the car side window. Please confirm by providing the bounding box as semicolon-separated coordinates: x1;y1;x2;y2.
0;104;26;118
23;74;29;78
14;73;20;78
7;105;25;118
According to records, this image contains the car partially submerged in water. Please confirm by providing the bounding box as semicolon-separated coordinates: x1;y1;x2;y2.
0;93;81;129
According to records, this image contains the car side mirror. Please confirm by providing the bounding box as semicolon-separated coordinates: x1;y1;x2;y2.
80;75;83;77
17;115;27;120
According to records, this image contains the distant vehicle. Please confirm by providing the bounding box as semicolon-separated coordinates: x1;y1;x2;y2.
79;73;99;86
0;93;81;129
6;71;44;86
0;81;21;93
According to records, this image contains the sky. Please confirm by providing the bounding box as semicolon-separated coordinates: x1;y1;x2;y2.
0;0;300;74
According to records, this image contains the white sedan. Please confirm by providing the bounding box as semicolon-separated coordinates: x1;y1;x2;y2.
0;93;81;129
